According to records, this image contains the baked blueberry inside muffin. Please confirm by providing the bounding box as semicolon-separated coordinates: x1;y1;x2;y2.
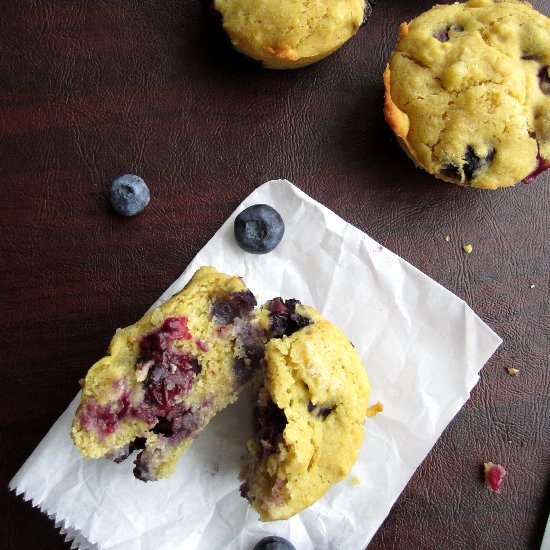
71;266;266;481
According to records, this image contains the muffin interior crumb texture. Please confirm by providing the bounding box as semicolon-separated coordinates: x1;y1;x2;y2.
71;266;266;481
240;301;371;521
71;277;372;520
384;0;550;189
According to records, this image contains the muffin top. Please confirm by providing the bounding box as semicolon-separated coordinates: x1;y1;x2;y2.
214;0;366;68
384;0;550;189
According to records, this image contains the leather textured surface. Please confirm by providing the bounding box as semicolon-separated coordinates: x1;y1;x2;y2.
1;1;549;549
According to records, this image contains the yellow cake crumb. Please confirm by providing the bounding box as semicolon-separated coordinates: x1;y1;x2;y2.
444;235;450;242
463;244;473;254
351;475;361;486
507;367;520;376
366;401;384;418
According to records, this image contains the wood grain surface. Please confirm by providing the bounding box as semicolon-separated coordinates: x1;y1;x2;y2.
1;1;549;549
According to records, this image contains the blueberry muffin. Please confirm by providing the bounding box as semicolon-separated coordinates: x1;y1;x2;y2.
240;298;371;520
384;0;550;189
205;0;370;69
71;266;266;481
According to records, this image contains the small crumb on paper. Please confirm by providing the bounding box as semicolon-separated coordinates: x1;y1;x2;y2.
463;244;473;254
366;401;383;418
351;475;361;486
444;235;450;242
507;367;519;376
484;462;506;492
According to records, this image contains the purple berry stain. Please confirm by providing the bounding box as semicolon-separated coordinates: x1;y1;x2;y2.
77;316;205;477
80;392;131;435
523;153;550;183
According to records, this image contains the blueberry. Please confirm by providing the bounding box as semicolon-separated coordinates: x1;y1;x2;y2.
110;174;150;216
253;536;296;550
267;298;311;338
307;401;334;420
440;146;495;184
254;400;288;447
211;290;257;325
464;146;495;182
433;25;464;42
538;65;550;95
234;204;284;254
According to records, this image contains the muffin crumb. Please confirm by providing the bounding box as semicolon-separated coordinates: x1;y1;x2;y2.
366;401;383;417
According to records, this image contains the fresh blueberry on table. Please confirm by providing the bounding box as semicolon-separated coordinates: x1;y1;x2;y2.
109;174;150;216
253;535;296;550
234;204;285;254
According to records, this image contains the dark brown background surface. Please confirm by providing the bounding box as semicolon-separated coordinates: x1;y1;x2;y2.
1;1;549;549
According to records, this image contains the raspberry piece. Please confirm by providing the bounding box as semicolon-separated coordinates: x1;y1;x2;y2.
484;462;506;492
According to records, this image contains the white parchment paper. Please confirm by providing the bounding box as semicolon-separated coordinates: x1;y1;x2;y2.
10;179;502;550
541;517;550;550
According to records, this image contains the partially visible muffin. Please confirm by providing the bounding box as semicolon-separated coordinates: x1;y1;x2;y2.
240;298;370;520
71;266;266;481
207;0;369;69
384;0;550;189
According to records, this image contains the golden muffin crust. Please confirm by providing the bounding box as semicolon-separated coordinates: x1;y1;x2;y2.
214;0;366;69
384;0;550;189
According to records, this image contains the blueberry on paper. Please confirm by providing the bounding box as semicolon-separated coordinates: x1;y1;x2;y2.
234;204;284;254
253;536;296;550
110;174;150;216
